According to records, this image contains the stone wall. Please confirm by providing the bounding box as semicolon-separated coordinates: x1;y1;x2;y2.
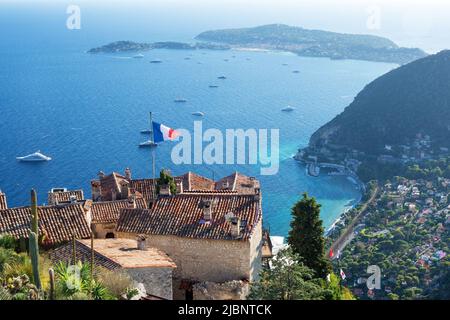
118;219;262;282
92;222;116;238
116;219;263;300
192;280;249;300
126;267;173;300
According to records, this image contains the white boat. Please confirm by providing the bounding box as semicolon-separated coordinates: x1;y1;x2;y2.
17;151;52;162
281;105;295;112
139;141;158;148
133;54;144;59
191;111;204;117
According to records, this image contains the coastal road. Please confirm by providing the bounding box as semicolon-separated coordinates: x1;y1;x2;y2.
329;184;379;259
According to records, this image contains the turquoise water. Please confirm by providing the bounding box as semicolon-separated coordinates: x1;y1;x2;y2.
0;4;396;236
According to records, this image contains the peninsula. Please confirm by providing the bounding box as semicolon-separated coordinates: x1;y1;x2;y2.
88;24;427;64
195;24;427;64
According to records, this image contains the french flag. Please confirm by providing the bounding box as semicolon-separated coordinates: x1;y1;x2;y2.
152;121;178;143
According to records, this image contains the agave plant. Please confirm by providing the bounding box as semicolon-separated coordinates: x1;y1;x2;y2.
53;261;111;300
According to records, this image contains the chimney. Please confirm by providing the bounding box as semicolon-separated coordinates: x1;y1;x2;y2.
91;180;102;202
230;216;241;238
159;184;171;196
98;171;105;179
69;195;77;204
47;192;56;206
254;187;261;201
222;181;230;189
125;167;132;180
175;181;183;194
0;190;7;209
137;235;147;251
202;200;212;221
120;180;130;199
128;195;136;208
112;189;117;201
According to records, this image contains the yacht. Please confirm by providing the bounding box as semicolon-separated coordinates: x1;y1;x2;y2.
150;59;162;63
209;85;219;88
133;54;144;59
174;98;187;103
217;76;227;80
292;70;300;73
140;129;152;134
281;105;295;112
139;140;158;147
17;151;52;162
191;111;205;117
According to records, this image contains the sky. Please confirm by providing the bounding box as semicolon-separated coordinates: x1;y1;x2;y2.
1;0;449;52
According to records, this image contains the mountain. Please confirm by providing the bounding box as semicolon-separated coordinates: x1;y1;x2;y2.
195;24;427;64
309;50;450;154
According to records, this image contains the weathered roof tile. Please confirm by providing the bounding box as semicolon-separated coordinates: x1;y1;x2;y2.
0;203;91;245
117;194;261;241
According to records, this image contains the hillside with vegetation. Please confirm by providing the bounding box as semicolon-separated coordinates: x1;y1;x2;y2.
309;50;450;155
196;24;427;64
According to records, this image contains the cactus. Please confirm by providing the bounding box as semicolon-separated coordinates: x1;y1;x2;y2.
90;232;94;297
29;231;42;290
72;234;77;265
48;268;55;300
19;236;27;253
30;189;38;235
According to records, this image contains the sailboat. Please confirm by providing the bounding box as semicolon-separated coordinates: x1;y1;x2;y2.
139;112;158;147
17;150;52;162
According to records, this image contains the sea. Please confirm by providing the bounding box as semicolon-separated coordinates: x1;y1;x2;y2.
0;3;397;236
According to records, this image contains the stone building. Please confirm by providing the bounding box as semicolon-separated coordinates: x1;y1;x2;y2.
47;189;84;206
50;238;176;300
89;196;147;239
115;188;263;300
90;168;261;206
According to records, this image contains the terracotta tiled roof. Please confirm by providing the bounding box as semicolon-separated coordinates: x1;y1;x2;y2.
48;190;84;205
178;172;215;191
0;192;7;210
94;172;127;201
0;203;91;245
129;179;157;202
215;172;260;194
182;190;238;194
91;198;147;224
50;239;176;270
116;194;261;241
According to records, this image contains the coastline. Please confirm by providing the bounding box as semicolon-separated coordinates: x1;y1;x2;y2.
293;152;366;236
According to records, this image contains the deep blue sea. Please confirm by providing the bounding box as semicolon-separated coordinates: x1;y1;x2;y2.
0;3;397;236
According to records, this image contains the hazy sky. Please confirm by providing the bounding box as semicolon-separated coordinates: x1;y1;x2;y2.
2;0;449;52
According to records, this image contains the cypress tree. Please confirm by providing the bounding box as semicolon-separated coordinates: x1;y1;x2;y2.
288;193;331;278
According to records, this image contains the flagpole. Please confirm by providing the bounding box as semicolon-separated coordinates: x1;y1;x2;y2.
149;112;155;179
149;112;158;200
